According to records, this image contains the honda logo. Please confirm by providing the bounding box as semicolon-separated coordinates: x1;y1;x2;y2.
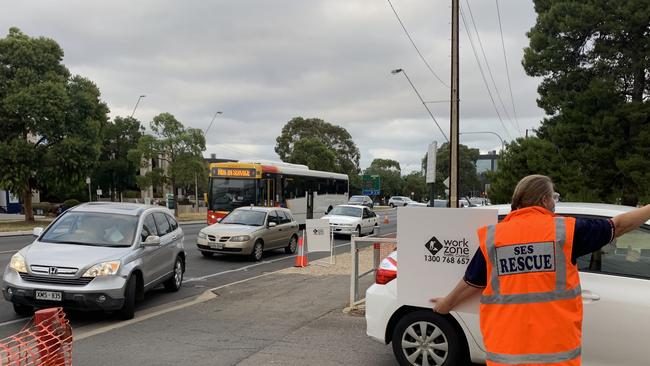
48;267;58;275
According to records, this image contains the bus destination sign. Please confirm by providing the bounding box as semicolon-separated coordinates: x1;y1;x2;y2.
212;168;257;178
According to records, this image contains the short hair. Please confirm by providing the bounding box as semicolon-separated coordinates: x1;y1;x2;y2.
511;175;554;211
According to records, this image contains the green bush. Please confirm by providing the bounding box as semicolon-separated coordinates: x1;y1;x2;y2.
63;199;80;207
123;190;140;199
30;202;55;215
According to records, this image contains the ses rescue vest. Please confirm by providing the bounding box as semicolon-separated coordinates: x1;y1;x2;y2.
477;206;582;366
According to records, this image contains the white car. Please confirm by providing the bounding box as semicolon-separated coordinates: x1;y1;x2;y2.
366;202;650;366
323;204;378;236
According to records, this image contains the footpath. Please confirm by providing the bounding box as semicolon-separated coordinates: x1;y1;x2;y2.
72;248;396;366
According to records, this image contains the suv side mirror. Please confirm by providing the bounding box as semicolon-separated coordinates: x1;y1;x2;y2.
32;227;44;237
268;221;277;228
142;235;161;247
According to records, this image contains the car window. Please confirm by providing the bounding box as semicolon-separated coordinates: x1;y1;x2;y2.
141;214;157;242
577;226;650;279
329;206;362;217
166;214;178;231
278;210;291;224
153;212;173;236
267;211;280;225
362;209;370;219
285;211;294;222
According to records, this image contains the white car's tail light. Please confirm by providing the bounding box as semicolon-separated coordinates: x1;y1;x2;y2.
375;252;397;285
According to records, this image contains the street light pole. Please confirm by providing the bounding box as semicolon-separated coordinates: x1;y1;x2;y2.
391;69;449;142
204;111;223;136
130;95;146;118
449;0;460;208
459;131;505;152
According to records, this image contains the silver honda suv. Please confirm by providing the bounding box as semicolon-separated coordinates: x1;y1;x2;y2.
2;202;186;320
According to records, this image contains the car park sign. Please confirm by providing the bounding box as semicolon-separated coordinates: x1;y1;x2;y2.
397;207;497;312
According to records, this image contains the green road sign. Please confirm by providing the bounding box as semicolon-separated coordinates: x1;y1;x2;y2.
362;175;381;196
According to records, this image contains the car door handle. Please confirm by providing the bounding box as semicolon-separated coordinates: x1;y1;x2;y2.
172;235;179;240
582;290;600;302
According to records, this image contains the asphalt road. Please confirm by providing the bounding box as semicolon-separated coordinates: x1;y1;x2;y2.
0;208;398;338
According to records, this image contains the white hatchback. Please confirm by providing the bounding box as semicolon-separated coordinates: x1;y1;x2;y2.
366;203;650;366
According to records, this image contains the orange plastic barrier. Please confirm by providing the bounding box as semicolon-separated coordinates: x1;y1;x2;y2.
0;307;72;365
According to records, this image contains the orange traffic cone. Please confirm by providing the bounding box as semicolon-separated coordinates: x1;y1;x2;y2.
294;236;308;267
383;215;389;225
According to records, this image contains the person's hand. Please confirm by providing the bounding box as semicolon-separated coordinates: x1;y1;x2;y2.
430;297;452;314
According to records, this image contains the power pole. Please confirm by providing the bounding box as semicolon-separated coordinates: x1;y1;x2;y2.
449;0;460;208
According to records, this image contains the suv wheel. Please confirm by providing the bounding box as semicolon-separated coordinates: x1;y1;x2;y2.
391;310;464;366
164;256;184;292
118;275;137;320
390;203;395;208
251;241;264;262
285;235;298;254
13;303;34;317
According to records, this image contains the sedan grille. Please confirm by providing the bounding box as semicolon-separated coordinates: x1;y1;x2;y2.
19;273;94;286
208;235;230;242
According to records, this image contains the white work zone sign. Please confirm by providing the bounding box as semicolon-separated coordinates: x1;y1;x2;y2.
397;207;497;312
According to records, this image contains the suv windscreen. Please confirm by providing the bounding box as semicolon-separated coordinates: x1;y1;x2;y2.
221;210;267;226
349;196;364;202
41;212;138;247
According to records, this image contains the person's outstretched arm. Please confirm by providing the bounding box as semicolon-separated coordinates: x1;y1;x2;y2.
612;205;650;238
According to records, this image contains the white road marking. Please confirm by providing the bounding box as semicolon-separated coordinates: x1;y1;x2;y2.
0;317;29;327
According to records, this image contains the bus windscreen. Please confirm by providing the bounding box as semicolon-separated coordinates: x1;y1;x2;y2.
209;178;257;211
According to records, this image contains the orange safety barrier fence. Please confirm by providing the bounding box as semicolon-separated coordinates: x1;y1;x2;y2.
0;308;72;365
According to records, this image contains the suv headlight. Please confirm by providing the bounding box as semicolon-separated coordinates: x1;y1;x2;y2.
9;253;27;273
198;231;207;239
230;235;251;242
83;261;121;277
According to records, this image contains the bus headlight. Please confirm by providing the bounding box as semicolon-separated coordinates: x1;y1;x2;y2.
230;235;251;242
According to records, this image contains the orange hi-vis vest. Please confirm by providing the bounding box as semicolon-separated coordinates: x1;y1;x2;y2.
477;206;582;366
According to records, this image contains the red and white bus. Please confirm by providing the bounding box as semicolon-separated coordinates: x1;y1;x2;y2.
207;160;349;226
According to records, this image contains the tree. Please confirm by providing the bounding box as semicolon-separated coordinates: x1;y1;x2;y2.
363;159;402;200
129;113;206;216
403;171;428;202
422;143;481;198
94;116;144;201
486;138;589;204
0;28;108;222
523;0;650;203
275;117;360;175
286;138;337;172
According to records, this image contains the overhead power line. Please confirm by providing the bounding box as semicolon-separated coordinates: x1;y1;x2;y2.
495;0;521;133
459;3;513;141
386;0;449;88
463;0;521;136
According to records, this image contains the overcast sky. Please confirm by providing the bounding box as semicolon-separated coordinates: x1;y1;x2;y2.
2;0;544;174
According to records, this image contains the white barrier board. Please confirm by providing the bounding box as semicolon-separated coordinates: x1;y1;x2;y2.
306;219;331;253
397;207;497;312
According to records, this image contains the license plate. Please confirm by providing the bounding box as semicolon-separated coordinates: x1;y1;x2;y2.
35;290;62;302
210;243;224;249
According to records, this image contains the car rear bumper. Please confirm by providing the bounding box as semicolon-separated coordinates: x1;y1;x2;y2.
365;282;399;344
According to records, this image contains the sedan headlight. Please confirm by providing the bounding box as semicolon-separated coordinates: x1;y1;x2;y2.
229;235;251;242
82;261;121;277
198;231;207;239
9;253;27;273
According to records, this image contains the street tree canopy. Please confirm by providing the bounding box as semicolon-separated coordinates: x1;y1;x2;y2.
0;28;108;221
523;0;650;204
275;117;360;175
94;116;144;201
364;159;402;198
129;112;205;215
287;138;337;172
422;143;481;198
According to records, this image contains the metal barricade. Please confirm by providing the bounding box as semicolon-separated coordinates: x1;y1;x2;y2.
349;235;397;306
